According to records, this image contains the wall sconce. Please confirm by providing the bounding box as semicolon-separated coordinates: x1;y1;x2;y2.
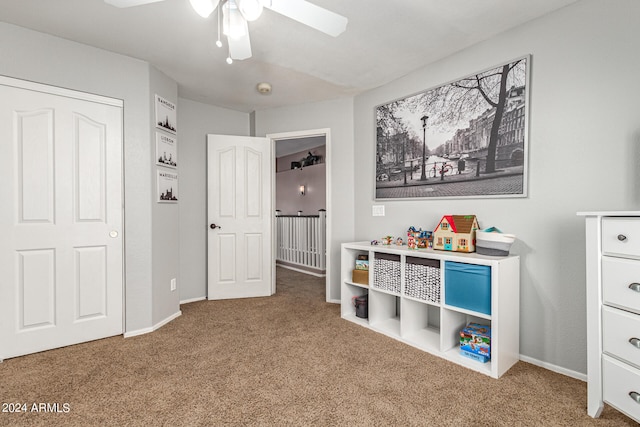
299;185;305;196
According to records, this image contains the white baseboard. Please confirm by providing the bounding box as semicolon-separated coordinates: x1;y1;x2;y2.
327;298;340;304
277;263;326;277
519;354;586;382
124;310;182;338
180;296;206;305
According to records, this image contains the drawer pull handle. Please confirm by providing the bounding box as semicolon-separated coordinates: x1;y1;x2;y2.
629;283;640;292
630;338;640;348
630;392;640;404
618;234;628;242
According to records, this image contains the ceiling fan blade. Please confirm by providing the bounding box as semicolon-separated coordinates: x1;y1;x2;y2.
228;32;252;60
104;0;165;8
265;0;347;37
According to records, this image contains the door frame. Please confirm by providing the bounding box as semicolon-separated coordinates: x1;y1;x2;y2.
267;128;332;302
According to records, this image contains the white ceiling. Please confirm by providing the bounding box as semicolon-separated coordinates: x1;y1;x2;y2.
0;0;578;113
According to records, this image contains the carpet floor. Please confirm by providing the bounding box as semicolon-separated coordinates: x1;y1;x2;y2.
0;267;635;426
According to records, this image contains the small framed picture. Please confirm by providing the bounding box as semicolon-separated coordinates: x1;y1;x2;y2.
155;94;177;134
156;132;177;168
157;170;178;203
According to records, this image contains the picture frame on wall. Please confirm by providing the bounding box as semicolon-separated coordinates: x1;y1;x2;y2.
375;55;530;200
157;170;178;203
156;132;177;168
155;94;177;134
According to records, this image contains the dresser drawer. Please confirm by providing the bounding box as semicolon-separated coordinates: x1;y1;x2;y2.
603;218;640;259
603;306;640;367
603;355;640;423
603;256;640;314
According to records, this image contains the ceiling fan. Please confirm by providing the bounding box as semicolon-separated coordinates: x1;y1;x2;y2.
104;0;348;64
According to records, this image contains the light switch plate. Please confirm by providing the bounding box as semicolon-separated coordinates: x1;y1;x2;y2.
372;205;385;216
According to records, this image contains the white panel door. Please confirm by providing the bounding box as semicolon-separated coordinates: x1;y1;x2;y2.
0;77;123;360
207;135;272;299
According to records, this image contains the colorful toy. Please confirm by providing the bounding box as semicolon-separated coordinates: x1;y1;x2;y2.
432;215;479;253
460;323;491;361
370;239;379;246
407;226;433;249
407;235;417;250
395;237;404;246
381;235;393;245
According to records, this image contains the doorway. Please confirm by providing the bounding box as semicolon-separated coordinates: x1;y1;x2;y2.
268;129;331;302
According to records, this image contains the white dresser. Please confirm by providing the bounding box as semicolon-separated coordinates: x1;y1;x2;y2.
579;211;640;422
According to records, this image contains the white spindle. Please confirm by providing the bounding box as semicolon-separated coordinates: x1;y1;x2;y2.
275;210;326;272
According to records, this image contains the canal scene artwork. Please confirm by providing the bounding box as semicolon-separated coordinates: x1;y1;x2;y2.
375;55;529;199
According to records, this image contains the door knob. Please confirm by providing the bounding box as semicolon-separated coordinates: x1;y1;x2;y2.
210;223;221;230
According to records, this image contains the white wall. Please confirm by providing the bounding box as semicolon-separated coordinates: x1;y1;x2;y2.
0;22;155;333
353;0;640;374
177;97;249;302
254;98;356;302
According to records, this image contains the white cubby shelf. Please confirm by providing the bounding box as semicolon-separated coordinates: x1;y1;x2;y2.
341;242;520;379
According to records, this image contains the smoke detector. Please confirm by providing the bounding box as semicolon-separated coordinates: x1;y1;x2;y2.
257;82;272;94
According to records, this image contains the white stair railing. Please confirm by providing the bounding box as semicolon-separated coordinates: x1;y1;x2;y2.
276;210;326;271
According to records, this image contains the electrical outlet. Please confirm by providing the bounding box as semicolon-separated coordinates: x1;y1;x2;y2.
372;205;385;216
170;278;176;291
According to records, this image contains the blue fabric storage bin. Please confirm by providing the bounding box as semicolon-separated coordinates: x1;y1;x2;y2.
444;261;491;315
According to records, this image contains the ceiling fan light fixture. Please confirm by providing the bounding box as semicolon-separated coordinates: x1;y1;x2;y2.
223;0;249;39
237;0;263;21
189;0;219;18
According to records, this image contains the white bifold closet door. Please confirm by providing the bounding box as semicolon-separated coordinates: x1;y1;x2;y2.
0;77;124;360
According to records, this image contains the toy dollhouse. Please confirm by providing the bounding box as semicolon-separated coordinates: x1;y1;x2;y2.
432;215;479;253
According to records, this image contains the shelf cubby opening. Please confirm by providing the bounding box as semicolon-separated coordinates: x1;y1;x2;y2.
369;290;401;337
401;298;440;351
341;282;369;325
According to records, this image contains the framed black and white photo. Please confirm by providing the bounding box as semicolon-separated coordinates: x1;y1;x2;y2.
155;94;177;134
375;55;530;200
157;170;178;203
156;132;177;168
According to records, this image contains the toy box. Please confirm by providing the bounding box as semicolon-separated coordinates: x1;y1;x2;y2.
445;261;491;315
476;227;516;256
460;323;491;360
352;269;369;285
460;349;489;363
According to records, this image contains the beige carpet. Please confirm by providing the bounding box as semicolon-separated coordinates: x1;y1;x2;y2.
0;267;634;426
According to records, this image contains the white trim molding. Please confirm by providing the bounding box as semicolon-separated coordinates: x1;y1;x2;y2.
124;310;182;338
519;355;586;382
180;296;206;305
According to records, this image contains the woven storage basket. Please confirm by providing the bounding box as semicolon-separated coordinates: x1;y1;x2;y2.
404;258;440;303
373;253;401;293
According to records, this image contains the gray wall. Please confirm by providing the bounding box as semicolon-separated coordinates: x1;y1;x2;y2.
177;97;249;302
353;0;640;375
150;67;181;325
276;146;326;215
0;22;179;333
254;98;356;302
